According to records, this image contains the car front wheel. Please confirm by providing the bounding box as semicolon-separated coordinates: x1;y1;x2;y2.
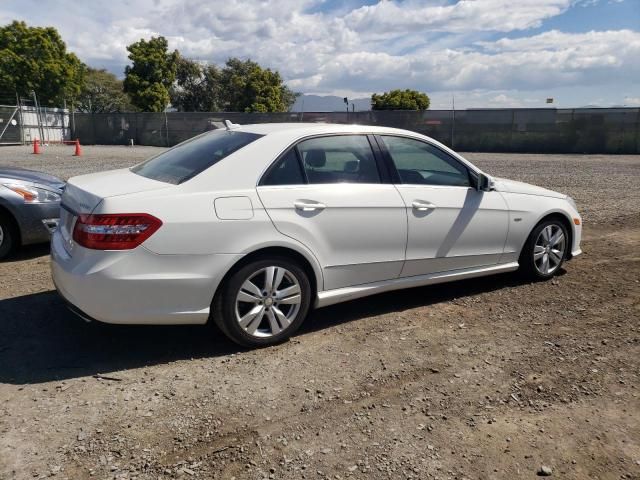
213;257;312;347
520;219;569;280
0;214;17;260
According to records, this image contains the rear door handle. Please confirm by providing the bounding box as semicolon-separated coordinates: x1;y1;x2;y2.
294;200;326;212
412;200;437;211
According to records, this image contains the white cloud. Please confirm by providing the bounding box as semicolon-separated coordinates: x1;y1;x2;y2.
303;29;640;94
345;0;573;34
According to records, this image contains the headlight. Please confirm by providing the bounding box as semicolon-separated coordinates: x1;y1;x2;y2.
565;195;578;211
3;184;61;203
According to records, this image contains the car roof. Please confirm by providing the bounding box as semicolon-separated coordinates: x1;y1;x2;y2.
236;122;414;137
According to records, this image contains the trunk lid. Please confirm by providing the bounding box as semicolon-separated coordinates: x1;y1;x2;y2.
61;168;170;214
59;168;171;253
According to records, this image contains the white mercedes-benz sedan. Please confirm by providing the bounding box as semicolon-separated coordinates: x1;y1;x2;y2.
52;123;582;347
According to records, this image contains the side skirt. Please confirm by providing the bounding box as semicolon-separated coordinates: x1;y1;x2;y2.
315;262;519;308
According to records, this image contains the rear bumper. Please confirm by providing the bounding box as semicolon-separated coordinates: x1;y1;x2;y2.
56;289;97;323
51;230;242;325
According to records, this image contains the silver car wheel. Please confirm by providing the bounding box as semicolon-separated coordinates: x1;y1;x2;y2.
533;224;566;275
234;266;302;338
0;224;4;248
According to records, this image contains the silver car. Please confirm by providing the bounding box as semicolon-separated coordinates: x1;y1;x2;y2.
0;167;65;259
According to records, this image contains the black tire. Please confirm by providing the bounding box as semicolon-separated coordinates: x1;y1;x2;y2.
519;218;569;280
212;256;312;347
0;213;18;260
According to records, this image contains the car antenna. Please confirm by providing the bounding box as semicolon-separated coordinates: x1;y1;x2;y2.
224;119;241;131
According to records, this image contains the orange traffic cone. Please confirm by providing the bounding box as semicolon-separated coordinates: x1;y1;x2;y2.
73;139;82;156
33;139;41;154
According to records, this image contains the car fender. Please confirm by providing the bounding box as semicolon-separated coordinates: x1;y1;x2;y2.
235;237;325;292
498;192;579;263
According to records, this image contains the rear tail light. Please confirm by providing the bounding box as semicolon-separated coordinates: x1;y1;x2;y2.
73;213;162;250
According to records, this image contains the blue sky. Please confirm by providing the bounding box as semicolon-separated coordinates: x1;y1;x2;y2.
1;0;639;108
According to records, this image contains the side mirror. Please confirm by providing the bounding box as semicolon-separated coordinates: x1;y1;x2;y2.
478;173;490;191
471;172;491;191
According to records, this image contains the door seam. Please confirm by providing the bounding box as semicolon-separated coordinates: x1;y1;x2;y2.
391;183;410;278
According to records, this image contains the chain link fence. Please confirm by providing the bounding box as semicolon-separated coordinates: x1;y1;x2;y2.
0;105;21;144
0;105;70;145
69;108;640;154
0;90;71;145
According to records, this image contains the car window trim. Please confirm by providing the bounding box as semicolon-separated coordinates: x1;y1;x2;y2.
293;146;310;184
258;132;392;187
366;134;392;184
374;134;474;187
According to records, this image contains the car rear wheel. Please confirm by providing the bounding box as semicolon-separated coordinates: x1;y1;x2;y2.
520;219;568;280
0;214;17;260
213;257;312;347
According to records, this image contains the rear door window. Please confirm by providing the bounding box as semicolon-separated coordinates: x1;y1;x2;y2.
132;130;263;184
296;135;381;184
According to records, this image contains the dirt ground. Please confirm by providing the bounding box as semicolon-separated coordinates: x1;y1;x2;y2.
0;146;639;480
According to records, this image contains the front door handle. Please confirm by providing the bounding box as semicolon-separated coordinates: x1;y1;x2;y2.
294;200;326;212
412;200;437;211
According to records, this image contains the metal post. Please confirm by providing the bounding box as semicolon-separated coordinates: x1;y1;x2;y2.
16;92;24;144
32;91;45;143
135;112;140;146
71;100;76;140
91;111;97;145
451;94;455;148
42;106;50;144
164;110;170;147
510;108;515;150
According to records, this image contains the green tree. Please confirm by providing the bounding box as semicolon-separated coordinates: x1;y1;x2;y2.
123;36;178;112
76;68;133;113
0;21;85;105
219;58;298;112
371;89;430;110
170;57;221;111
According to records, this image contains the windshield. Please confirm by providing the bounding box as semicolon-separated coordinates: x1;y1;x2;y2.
131;130;263;184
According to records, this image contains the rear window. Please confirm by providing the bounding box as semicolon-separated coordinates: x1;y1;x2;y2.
131;130;263;184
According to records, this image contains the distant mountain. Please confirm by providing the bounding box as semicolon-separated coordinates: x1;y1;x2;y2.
291;95;371;112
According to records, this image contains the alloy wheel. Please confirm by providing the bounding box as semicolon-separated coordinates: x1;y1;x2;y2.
234;266;302;338
0;224;4;248
533;224;566;275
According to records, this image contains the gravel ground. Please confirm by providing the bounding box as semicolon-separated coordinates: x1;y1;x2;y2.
0;145;639;480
